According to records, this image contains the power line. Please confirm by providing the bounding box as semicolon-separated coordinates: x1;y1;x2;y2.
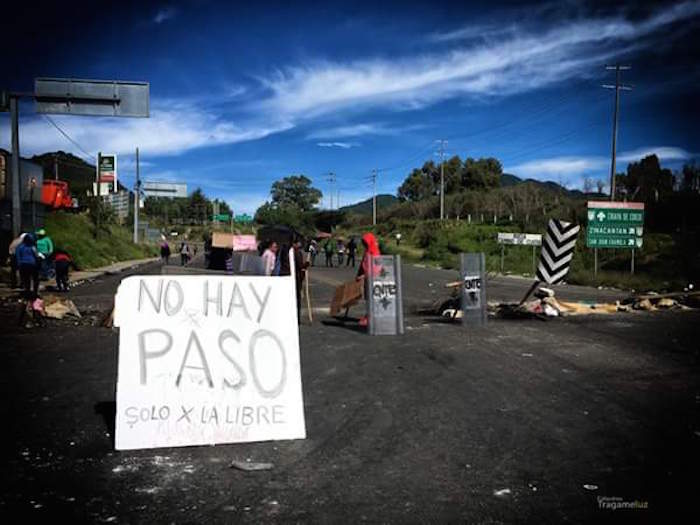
41;115;96;162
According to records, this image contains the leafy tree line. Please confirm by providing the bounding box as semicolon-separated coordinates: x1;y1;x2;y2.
389;153;700;232
398;156;503;201
255;175;343;233
143;188;232;226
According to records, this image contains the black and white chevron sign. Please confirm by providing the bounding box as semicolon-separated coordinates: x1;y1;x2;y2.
536;219;581;284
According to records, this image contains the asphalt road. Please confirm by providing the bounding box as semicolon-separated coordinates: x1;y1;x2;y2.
1;260;698;523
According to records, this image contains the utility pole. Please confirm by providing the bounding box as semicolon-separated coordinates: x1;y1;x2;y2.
9;95;21;238
436;139;447;220
53;154;58;180
371;169;377;226
94;152;102;239
133;147;140;243
326;172;336;209
603;65;632;201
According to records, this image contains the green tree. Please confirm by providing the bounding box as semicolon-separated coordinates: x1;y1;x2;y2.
461;157;502;190
271;175;322;211
254;202;305;229
398;161;438;201
680;163;699;192
617;154;673;203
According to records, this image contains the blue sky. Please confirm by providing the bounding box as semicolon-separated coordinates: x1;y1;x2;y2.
2;0;699;213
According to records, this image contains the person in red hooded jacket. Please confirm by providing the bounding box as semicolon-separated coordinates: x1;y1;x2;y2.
356;232;381;327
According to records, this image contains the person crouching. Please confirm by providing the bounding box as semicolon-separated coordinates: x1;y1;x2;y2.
53;249;79;292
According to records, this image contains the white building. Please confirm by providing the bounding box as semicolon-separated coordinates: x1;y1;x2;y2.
142;181;188;199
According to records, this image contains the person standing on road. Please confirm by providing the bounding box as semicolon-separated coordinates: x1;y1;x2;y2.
8;232;26;289
53;248;78;292
35;228;54;279
308;240;318;267
160;239;171;265
179;240;191;266
204;236;212;268
15;233;40;300
346;237;357;268
261;240;278;276
356;232;381;328
337;240;345;266
289;238;307;322
324;239;334;267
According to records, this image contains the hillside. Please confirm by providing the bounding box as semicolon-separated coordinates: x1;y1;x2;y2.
340;194;399;215
45;211;157;268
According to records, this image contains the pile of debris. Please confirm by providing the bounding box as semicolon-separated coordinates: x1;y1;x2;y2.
496;287;698;319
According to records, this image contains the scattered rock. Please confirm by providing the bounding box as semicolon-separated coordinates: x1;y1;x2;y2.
633;299;654;311
657;298;676;309
534;287;554;298
229;459;274;471
493;488;511;497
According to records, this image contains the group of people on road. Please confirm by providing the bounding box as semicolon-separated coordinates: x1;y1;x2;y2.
306;237;358;268
160;238;196;266
7;228;78;299
260;238;308;321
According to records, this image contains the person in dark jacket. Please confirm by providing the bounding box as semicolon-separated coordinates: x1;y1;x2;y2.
15;234;40;299
160;240;171;264
324;239;334;267
292;238;308;323
53;249;79;292
346;237;357;267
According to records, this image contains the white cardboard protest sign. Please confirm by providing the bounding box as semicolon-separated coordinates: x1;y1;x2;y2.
113;253;306;450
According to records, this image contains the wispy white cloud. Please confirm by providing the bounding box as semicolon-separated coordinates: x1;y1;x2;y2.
154;6;178;25
307;122;425;140
505;146;695;179
316;142;359;149
506;156;605;178
0;99;293;159
617;146;693;163
257;1;700;119
429;23;518;43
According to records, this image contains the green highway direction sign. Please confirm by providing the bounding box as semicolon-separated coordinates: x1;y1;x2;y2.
235;213;253;223
586;201;644;249
212;214;230;221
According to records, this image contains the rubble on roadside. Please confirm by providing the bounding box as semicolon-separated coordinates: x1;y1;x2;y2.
492;287;699;319
43;295;82;320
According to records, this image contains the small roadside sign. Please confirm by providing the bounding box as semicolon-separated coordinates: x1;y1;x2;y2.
497;233;542;246
586;201;644;249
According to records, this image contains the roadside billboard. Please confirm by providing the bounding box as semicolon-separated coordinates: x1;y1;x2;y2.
97;154;117;194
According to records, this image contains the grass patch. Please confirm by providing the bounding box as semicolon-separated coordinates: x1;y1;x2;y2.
45;212;158;269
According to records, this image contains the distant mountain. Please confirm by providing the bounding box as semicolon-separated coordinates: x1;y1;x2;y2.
500;173;521;187
501;172;588;198
340;194;399;215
